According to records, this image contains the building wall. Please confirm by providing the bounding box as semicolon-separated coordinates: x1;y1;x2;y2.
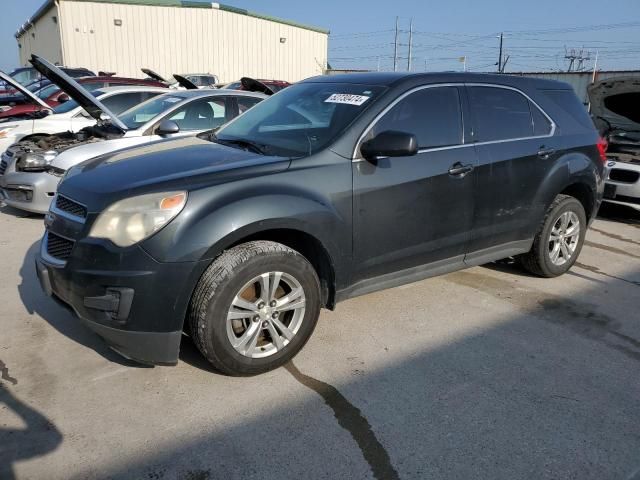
16;4;63;67
510;71;640;104
55;1;327;82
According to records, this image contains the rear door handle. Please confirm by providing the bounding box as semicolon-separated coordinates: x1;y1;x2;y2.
537;147;556;159
448;163;474;177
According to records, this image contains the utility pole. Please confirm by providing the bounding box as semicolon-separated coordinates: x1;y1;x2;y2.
497;32;503;73
591;50;599;83
377;56;381;72
407;17;413;71
393;17;399;72
424;58;428;72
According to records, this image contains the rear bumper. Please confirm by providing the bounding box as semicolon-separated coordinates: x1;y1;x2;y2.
35;237;205;365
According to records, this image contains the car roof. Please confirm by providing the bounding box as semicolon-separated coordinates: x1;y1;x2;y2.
166;89;266;99
93;85;170;95
302;72;570;90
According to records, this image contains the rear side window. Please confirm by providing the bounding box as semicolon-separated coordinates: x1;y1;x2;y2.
236;96;262;114
372;86;463;149
542;89;594;129
469;86;533;141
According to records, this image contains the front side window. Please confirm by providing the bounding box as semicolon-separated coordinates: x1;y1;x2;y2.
468;86;534;142
217;82;386;157
369;86;463;149
236;96;262;114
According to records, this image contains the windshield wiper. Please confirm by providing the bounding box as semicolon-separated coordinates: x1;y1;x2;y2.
215;137;268;155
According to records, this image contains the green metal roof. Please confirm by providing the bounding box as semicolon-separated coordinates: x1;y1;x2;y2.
16;0;329;38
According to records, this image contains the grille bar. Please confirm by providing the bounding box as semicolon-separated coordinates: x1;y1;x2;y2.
46;232;75;261
0;160;7;175
55;194;87;219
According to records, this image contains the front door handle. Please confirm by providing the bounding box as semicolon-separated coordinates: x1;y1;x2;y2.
537;147;556;159
448;163;474;177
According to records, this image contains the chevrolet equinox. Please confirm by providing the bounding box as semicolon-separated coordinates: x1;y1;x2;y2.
36;73;605;375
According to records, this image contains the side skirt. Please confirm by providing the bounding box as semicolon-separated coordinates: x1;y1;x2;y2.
335;239;533;303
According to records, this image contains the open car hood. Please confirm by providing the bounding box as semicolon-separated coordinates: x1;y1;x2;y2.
141;68;169;84
241;77;275;95
0;70;51;111
172;74;199;90
588;77;640;136
29;55;127;131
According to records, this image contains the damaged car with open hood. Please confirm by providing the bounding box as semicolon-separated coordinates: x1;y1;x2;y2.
589;76;640;212
0;55;266;214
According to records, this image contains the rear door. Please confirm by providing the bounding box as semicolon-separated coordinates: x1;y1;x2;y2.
352;84;477;282
464;84;555;259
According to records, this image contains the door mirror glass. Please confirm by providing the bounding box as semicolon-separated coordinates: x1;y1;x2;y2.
360;130;418;160
156;119;180;135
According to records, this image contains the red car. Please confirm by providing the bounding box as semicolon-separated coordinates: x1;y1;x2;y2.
0;75;166;118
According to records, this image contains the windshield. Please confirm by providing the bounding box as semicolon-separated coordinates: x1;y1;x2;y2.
216;82;386;157
118;94;186;130
9;69;35;85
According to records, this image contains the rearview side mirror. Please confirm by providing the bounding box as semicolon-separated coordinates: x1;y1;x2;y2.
57;93;70;103
360;130;418;160
156;120;180;136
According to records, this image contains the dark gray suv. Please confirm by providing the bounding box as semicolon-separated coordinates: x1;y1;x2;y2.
36;72;605;375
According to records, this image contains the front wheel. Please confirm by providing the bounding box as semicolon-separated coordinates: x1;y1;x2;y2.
519;194;587;277
188;241;321;376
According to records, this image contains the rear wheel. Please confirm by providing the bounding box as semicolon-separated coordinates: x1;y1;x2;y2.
519;194;587;277
188;241;321;376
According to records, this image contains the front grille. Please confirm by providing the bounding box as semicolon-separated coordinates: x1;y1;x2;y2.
2;187;32;202
0;159;7;175
55;194;87;218
46;232;75;261
609;168;640;184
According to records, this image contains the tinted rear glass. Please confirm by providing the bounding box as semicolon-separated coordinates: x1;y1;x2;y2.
542;89;594;129
469;86;533;141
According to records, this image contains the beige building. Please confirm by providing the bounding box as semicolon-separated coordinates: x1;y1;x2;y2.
15;0;329;82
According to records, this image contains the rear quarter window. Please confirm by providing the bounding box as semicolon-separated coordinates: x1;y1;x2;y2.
541;89;594;130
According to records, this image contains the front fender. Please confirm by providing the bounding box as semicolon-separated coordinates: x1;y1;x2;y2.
141;161;353;284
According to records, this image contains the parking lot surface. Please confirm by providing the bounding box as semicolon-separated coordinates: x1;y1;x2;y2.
1;203;639;480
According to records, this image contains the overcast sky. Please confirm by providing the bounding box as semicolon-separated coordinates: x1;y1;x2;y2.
2;0;640;74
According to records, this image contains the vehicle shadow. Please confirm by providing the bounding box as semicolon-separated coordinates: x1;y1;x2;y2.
17;241;147;368
0;204;43;219
85;266;640;480
597;202;640;225
0;383;62;480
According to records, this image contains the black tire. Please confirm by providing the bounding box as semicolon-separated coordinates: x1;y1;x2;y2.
518;194;587;277
188;241;321;376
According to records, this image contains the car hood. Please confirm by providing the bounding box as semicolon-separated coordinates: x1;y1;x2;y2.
30;55;127;131
588;76;640;137
141;68;169;84
59;136;291;210
0;71;50;111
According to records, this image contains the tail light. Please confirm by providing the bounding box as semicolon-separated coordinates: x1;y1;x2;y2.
597;137;608;163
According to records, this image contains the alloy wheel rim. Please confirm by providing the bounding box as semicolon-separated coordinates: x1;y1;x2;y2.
226;271;306;359
548;211;580;266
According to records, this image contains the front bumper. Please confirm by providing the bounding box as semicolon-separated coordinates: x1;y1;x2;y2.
36;232;206;366
603;158;640;211
0;170;60;214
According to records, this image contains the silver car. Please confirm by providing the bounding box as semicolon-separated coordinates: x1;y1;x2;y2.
589;76;640;212
0;56;265;214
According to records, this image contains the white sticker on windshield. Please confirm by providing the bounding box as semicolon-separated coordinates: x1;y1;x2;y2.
163;97;182;103
324;93;370;106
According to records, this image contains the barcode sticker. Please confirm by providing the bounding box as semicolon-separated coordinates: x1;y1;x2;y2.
324;94;370;106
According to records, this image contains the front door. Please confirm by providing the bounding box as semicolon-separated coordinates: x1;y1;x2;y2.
352;85;477;284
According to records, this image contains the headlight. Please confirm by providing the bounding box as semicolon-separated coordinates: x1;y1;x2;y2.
16;150;58;171
0;125;18;138
88;191;187;247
